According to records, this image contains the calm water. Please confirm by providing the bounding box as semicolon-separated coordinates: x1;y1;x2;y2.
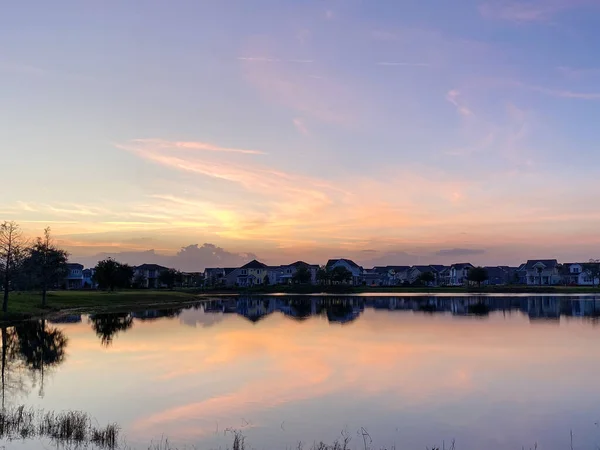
4;294;600;449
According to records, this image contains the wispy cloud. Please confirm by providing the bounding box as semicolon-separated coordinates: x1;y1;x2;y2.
446;90;473;117
556;66;600;79
292;118;309;135
527;84;600;100
479;0;598;22
377;62;431;67
237;57;314;64
129;139;266;155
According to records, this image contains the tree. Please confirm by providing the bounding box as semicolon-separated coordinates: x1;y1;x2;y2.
316;267;330;285
24;228;69;307
468;266;489;288
417;271;436;286
158;269;182;289
132;272;146;289
0;222;26;313
330;266;353;284
93;258;133;291
292;266;312;284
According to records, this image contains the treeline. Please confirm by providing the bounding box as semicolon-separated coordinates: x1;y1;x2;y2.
0;221;69;313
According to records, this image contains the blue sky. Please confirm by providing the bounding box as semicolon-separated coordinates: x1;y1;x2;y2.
2;0;600;267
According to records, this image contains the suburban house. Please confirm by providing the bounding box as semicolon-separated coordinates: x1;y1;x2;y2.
204;267;236;286
325;259;364;285
268;261;319;285
226;260;269;287
134;264;169;288
371;266;411;286
483;266;512;285
82;268;97;289
524;259;561;286
65;263;84;289
408;266;438;285
361;270;387;286
562;263;600;286
436;267;451;286
449;263;474;286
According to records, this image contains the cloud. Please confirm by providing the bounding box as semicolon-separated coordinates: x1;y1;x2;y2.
446;90;473;117
479;0;598;22
74;243;257;271
292;118;309;135
128;138;266;155
237;57;314;64
435;248;486;257
526;84;600;100
377;62;431;67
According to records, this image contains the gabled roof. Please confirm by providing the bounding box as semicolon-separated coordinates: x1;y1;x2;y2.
224;267;237;275
67;263;84;269
430;265;448;272
326;259;362;270
288;261;319;268
524;259;558;270
241;259;268;269
135;264;168;271
484;266;509;279
450;263;474;270
372;265;411;274
411;265;437;273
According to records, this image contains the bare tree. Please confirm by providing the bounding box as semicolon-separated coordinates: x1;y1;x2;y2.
0;222;26;313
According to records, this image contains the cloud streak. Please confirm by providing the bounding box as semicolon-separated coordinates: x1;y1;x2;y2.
479;0;599;22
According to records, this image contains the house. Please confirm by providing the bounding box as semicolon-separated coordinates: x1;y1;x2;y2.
134;264;169;288
372;266;411;286
65;263;84;289
325;259;364;285
449;263;474;286
204;268;236;286
483;266;511;285
82;268;97;289
227;260;269;287
408;266;439;285
181;272;204;287
271;261;319;285
524;260;561;286
361;271;387;286
562;263;600;286
431;266;450;286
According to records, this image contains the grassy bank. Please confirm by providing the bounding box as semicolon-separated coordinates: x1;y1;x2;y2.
0;289;199;322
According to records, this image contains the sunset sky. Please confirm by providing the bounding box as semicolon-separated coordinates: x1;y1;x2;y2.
2;0;600;268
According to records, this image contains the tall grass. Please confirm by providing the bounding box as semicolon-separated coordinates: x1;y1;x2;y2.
0;405;118;448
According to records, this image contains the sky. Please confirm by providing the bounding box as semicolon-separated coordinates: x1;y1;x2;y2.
1;0;600;269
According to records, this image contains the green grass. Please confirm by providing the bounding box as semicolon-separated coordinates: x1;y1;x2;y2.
0;289;199;322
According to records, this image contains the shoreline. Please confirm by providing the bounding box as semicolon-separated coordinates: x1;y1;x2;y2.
1;286;598;323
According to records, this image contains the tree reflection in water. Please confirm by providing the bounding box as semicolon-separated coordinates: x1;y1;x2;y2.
1;320;69;403
89;313;134;347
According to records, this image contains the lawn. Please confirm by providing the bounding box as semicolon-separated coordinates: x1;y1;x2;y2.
0;289;200;321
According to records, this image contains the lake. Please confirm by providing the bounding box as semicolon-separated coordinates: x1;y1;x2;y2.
4;294;600;450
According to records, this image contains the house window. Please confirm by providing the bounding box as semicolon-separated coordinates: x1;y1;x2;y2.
256;269;261;274
241;269;247;275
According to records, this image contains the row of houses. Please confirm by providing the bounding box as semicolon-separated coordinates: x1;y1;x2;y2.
63;258;599;290
64;263;203;289
204;258;600;287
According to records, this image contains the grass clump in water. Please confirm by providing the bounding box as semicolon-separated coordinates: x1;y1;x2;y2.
0;405;118;448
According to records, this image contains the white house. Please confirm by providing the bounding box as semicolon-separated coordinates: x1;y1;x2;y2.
449;263;474;286
133;264;169;288
408;266;438;285
65;263;84;289
325;259;363;285
524;260;561;286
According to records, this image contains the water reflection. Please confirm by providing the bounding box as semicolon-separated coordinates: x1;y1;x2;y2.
1;320;68;403
79;295;600;346
89;313;134;347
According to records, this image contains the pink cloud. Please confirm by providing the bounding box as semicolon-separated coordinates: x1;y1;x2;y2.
446;90;474;117
292;117;309;135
